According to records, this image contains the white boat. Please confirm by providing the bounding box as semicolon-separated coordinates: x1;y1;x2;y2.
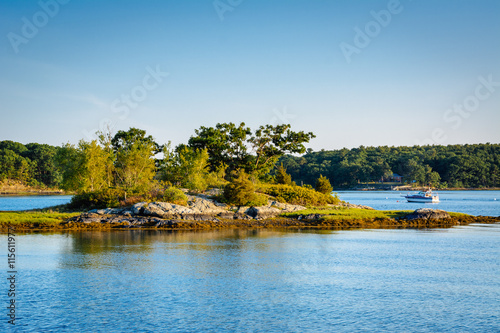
404;190;439;203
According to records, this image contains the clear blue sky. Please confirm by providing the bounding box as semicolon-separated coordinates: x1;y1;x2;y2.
1;0;499;150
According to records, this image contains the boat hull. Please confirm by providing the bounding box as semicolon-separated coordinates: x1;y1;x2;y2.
406;197;439;203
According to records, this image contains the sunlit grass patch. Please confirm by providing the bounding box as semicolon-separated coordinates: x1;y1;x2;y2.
0;211;80;225
281;207;414;221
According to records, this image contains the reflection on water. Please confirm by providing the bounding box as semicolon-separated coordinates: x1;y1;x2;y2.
5;227;500;332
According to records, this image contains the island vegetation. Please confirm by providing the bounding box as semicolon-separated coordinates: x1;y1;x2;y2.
1;124;499;231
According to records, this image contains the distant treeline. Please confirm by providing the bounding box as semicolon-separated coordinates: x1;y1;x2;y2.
1;138;499;190
0;141;60;188
279;144;500;188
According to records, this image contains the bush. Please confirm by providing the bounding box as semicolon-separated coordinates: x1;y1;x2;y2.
259;184;339;206
158;187;188;206
315;175;333;194
223;171;268;206
69;188;123;209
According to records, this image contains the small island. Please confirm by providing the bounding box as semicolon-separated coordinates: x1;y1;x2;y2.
1;125;499;232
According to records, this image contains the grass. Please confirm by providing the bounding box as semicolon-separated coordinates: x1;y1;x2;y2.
0;210;81;225
281;207;415;221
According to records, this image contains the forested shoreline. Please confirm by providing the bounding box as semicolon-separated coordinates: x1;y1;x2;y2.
1;128;499;196
280;144;500;189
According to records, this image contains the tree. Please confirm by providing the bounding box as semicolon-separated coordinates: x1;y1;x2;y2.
115;141;156;194
188;122;251;171
79;140;114;192
111;127;161;154
248;124;315;177
23;143;60;187
188;123;315;179
315;175;333;194
275;163;294;186
55;143;84;191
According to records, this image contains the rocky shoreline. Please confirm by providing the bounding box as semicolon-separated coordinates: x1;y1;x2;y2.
3;194;498;232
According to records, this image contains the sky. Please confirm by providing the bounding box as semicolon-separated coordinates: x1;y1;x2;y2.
1;0;499;151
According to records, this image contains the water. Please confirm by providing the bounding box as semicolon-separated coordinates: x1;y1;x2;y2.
336;190;500;216
2;227;499;332
0;195;73;211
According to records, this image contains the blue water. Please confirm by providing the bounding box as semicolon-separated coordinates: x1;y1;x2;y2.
336;190;500;216
1;227;499;332
0;195;73;211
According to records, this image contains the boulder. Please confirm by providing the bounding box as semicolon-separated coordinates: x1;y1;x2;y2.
187;196;228;214
89;207;123;215
267;201;306;212
131;202;147;215
405;208;451;220
246;206;282;219
141;202;195;218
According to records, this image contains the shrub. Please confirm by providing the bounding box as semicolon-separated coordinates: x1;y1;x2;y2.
315;175;333;194
159;187;188;206
223;171;267;206
259;184;339;206
69;188;123;209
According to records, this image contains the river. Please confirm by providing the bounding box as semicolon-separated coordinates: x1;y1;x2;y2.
1;227;499;332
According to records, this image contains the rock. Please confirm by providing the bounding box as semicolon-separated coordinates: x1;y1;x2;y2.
187;196;228;214
246;206;282;219
89;207;123;215
131;202;147;215
405;208;451;220
267;201;306;212
141;202;195;218
341;202;374;210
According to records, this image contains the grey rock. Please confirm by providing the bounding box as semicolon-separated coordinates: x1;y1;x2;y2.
246;206;282;219
405;208;451;220
187;196;228;214
131;202;147;215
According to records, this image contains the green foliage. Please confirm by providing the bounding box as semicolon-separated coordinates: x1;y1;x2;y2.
279;143;500;188
69;188;123;209
275;163;294;185
248;124;315;177
223;171;268;206
159;145;226;192
115;140;156;194
111;127;161;154
315;175;333;194
259;184;340;206
187;122;315;179
156;187;188;206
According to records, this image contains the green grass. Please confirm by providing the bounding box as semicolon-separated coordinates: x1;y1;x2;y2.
281;207;414;221
0;211;81;224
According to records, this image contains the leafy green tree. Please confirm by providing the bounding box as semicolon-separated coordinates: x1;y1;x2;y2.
23;143;60;187
111;127;161;154
188;122;251;171
315;175;333;194
248;124;315;177
115;140;156;194
275;163;294;186
79;140;114;192
188;123;315;179
55;143;84;191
